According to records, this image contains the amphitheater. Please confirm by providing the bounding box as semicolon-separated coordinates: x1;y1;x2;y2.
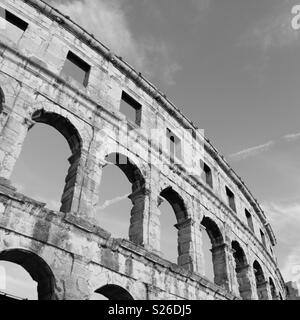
0;0;287;300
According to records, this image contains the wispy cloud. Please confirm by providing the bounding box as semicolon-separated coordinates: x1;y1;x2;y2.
94;193;130;210
46;0;180;86
283;132;300;142
229;141;275;161
95;205;131;239
229;131;300;161
262;200;300;283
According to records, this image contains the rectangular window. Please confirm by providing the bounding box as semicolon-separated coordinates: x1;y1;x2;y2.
167;128;182;163
0;7;28;41
5;10;28;31
245;209;254;232
61;51;91;87
260;230;266;247
120;91;142;126
200;160;213;188
225;186;236;212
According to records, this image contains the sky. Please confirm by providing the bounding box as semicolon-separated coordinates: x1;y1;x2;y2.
1;0;300;298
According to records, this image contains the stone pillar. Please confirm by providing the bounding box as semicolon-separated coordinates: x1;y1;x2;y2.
247;269;259;300
257;281;272;300
0;113;32;179
147;192;163;253
271;290;280;300
128;187;149;246
60;150;82;213
196;223;206;275
62;259;91;300
144;163;162;253
175;219;205;274
61;150;103;218
235;264;254;300
211;243;231;291
228;246;241;297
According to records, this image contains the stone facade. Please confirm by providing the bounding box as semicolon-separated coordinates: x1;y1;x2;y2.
0;0;286;300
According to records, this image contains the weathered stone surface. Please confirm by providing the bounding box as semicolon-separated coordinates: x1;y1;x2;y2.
0;0;286;300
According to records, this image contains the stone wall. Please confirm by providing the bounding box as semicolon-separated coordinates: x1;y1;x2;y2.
0;0;286;300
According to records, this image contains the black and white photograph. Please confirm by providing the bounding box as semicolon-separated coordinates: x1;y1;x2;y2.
0;0;299;307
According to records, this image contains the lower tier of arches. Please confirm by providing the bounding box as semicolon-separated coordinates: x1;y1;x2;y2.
0;180;286;300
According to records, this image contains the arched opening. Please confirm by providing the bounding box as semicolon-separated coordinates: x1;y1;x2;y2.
269;278;277;300
0;261;37;300
96;153;145;242
10;109;82;212
202;230;215;282
158;199;178;263
160;187;187;224
201;217;228;288
253;260;268;300
159;187;188;266
10;123;70;211
0;249;55;300
232;241;252;299
92;284;134;300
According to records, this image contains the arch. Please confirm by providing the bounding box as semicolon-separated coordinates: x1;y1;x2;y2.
269;277;277;300
98;152;146;244
231;241;252;299
253;260;265;284
32;109;82;154
232;241;247;266
158;186;191;262
159;186;188;224
157;195;178;263
200;216;228;288
0;249;55;300
253;260;268;300
30;109;82;213
158;186;189;267
105;153;145;193
94;284;134;300
201;216;223;246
